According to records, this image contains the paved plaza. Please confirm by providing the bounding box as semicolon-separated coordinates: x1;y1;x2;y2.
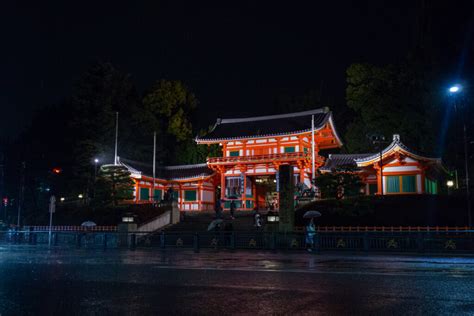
1;246;474;315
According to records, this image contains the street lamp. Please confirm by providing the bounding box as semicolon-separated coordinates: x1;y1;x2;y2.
449;85;461;93
94;158;99;178
447;180;454;188
448;84;471;227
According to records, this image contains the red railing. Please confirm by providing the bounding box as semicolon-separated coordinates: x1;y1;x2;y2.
208;152;323;165
25;226;117;232
311;226;472;232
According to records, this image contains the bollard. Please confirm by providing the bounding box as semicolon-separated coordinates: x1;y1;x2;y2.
130;234;136;251
193;233;199;253
160;232;165;249
76;233;82;248
103;234;108;251
417;233;424;253
363;233;369;252
230;232;236;250
271;233;277;251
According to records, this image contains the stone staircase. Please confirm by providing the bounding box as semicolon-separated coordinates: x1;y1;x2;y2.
162;211;258;232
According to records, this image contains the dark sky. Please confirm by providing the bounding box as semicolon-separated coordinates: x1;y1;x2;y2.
1;1;473;139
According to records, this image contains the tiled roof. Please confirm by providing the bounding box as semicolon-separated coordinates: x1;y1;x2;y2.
119;158;214;180
196;108;340;142
354;134;441;165
320;153;373;171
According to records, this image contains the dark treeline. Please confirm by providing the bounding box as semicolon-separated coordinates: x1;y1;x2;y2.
1;62;219;224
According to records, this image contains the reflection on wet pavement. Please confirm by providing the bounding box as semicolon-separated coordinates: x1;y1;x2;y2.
1;246;474;314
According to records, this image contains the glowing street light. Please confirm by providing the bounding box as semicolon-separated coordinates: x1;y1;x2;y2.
449;85;461;93
94;158;99;164
447;180;454;187
448;83;471;226
78;194;84;199
60;197;65;202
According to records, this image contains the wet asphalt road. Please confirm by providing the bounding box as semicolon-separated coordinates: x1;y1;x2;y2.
1;246;474;315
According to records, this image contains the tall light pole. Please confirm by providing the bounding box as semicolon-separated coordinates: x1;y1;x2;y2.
94;158;99;180
449;84;471;227
367;134;389;195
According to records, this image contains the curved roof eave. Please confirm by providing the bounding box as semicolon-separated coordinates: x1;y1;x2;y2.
355;137;441;167
195;111;342;145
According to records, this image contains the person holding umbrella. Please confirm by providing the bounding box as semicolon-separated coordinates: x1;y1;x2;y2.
303;210;321;252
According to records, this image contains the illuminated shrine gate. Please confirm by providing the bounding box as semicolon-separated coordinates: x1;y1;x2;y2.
121;108;446;212
196;108;343;210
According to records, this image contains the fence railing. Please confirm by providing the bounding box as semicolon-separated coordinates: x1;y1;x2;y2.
1;230;473;253
24;226;118;232
312;226;473;233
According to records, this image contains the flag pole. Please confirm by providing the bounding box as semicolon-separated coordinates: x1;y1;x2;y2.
311;115;315;183
114;112;119;165
152;131;156;203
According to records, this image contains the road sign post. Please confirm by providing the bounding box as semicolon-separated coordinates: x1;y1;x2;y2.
48;195;56;247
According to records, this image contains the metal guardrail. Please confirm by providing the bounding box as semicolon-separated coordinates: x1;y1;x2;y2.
295;226;474;233
1;230;473;253
24;226;118;232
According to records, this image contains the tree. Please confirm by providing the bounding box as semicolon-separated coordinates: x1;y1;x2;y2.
69;62;140;192
344;62;441;154
314;166;364;200
94;165;134;206
173;128;222;165
138;80;198;164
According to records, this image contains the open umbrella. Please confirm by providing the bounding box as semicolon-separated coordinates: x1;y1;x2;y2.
303;211;322;219
207;219;224;231
81;221;97;227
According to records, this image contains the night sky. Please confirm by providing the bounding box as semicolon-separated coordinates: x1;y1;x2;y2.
1;1;473;139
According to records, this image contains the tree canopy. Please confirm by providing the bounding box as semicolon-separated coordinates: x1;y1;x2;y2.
344;62;442;154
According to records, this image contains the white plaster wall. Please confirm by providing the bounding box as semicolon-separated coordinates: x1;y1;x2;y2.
384;166;420;172
382;176;387;194
202;190;214;202
417;174;422;193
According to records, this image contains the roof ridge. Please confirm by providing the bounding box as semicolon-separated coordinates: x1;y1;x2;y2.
330;153;374;157
218;107;328;124
120;158;208;170
162;163;208;170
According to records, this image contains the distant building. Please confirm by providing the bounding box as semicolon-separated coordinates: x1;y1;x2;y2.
122;108;446;211
321;134;445;195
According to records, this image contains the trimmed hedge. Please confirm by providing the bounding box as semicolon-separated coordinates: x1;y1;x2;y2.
295;195;472;227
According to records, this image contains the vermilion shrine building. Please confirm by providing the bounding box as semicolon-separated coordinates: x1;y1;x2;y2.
123;108;445;211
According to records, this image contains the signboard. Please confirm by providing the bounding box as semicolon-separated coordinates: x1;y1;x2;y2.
239;173;245;194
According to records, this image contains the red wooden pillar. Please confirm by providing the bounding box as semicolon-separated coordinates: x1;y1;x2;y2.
220;171;225;200
377;169;383;195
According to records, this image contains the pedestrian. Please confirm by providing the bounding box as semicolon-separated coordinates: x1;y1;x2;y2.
230;199;236;220
305;218;316;252
215;198;222;219
254;211;262;229
224;222;234;247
